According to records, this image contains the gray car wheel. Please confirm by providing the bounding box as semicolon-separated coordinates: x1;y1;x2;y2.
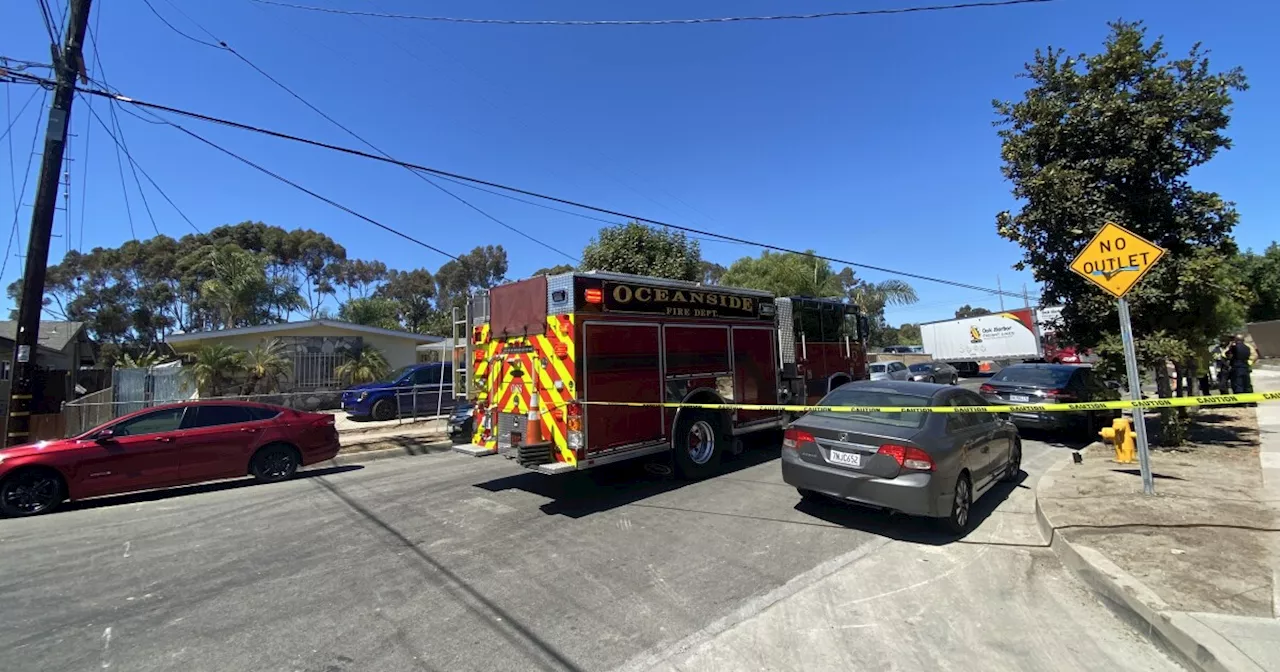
1002;439;1022;482
940;473;972;535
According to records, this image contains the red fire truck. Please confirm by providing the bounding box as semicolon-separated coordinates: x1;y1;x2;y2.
454;271;869;478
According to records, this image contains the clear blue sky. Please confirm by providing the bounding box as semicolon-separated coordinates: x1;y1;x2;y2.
2;0;1276;326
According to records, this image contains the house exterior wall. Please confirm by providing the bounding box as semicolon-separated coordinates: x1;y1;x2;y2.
169;325;423;370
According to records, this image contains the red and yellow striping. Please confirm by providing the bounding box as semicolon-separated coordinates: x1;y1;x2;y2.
471;314;578;464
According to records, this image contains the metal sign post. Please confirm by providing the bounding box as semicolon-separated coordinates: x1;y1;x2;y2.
1117;297;1155;494
1069;221;1167;496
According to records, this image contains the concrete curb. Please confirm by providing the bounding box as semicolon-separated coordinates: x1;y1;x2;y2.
1034;447;1265;672
321;439;455;467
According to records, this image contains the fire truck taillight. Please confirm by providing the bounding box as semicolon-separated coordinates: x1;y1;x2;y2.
584;288;604;304
566;401;584;456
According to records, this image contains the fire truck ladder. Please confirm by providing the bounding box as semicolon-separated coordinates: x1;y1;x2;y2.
451;304;470;401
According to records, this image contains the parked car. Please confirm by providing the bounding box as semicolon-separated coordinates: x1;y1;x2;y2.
868;361;912;381
908;361;959;385
0;401;340;518
782;380;1020;534
341;362;455;421
882;345;924;354
447;401;475;444
978;363;1120;436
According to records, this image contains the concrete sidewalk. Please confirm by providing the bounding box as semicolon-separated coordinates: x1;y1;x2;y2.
1035;370;1280;672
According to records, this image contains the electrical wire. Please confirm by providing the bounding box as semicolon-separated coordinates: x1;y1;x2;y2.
81;96;200;234
139;107;461;261
36;0;61;47
0;85;42;146
86;38;137;239
250;0;1056;26
259;0;724;233
2;87;48;281
145;0;578;263
72;84;1039;300
77;10;103;252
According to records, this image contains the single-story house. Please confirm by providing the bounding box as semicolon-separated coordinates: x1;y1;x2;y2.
0;320;97;380
0;321;97;417
165;319;442;391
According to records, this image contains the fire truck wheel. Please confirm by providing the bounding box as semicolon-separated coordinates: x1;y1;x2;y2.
673;411;724;480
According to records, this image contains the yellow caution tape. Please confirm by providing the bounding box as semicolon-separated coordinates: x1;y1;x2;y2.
578;391;1280;414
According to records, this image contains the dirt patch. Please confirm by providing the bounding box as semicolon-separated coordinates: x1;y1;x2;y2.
1039;406;1277;618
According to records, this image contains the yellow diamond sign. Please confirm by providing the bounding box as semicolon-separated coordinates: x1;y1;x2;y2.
1070;221;1166;299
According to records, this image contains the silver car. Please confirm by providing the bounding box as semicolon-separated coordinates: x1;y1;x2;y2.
868;361;911;381
908;360;959;385
781;380;1021;534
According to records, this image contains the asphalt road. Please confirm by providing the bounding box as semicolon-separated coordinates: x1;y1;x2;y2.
0;404;1181;672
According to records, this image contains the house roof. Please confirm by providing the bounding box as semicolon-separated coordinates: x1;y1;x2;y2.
0;320;86;351
164;319;444;345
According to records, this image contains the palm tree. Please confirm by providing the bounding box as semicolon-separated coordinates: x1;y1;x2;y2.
117;350;165;369
201;247;272;329
849;279;919;313
334;346;390;385
242;338;293;395
187;343;246;397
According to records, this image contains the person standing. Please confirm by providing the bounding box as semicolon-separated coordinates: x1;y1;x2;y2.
1228;333;1253;396
1194;341;1213;396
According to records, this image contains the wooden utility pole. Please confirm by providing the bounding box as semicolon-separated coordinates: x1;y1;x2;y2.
5;0;93;447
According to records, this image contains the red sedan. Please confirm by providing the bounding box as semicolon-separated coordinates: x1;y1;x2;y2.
0;401;341;517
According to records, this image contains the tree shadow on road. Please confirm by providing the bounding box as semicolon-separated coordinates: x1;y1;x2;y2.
474;443;783;519
792;469;1034;546
60;465;365;513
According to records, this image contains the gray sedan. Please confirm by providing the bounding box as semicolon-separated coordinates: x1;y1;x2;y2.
781;380;1021;534
908;360;959;384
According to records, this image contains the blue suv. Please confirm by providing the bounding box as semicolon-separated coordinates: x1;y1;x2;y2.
341;362;455;421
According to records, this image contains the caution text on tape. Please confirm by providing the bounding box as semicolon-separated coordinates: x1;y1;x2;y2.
573;391;1279;414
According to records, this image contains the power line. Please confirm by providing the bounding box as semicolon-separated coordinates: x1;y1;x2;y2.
254;0;725;233
35;0;61;47
77;9;102;252
251;0;1056;26
139;107;461;261
74;82;1039;300
144;0;578;263
86;36;137;240
0;85;42;146
80;96;201;234
2;87;48;281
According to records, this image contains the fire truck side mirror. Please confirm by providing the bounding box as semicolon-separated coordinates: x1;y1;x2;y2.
857;315;870;342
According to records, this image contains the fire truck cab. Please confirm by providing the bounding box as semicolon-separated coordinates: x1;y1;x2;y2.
454;271;868;479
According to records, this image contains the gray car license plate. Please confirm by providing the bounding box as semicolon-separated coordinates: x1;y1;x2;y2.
828;450;862;468
1010;394;1031;403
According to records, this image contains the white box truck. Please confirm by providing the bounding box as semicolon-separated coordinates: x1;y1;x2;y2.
920;307;1047;375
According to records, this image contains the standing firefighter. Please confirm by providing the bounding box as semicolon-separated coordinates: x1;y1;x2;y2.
1228;333;1254;396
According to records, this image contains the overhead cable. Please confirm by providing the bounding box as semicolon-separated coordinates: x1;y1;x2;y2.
144;0;579;263
250;0;1056;26
73;83;1035;300
81;97;201;233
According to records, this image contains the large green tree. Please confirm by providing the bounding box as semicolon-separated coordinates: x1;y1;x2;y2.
1235;243;1280;322
955;305;991;319
994;21;1249;363
580;223;701;282
377;269;438;332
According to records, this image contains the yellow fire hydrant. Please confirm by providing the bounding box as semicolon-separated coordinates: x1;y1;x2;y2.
1099;417;1136;464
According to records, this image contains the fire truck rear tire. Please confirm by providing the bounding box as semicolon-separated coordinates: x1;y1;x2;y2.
672;410;725;480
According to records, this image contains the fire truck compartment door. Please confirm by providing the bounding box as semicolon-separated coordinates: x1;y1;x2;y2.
490;275;547;337
583;322;663;452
